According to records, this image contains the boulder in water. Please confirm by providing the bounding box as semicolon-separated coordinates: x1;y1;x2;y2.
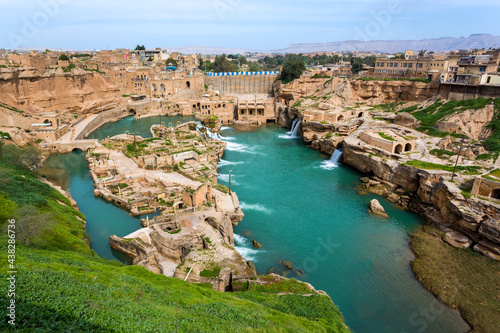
369;199;389;218
252;239;262;248
282;260;294;270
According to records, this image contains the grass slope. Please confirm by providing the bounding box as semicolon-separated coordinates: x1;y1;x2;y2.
411;227;500;333
0;163;349;332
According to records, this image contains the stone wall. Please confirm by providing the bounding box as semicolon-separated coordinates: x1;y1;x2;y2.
204;75;278;95
471;177;500;199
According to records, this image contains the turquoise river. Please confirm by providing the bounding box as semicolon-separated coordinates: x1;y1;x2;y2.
42;115;464;333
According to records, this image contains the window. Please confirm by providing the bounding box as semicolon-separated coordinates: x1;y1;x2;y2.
394;63;398;68
408;63;413;68
418;63;423;68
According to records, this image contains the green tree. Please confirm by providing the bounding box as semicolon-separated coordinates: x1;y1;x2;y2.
280;59;306;83
135;45;146;50
166;59;178;67
248;62;260;72
58;54;69;61
351;57;364;74
239;56;248;65
213;54;236;72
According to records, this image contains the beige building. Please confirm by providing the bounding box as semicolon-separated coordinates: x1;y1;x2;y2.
375;58;430;75
360;129;415;154
199;99;235;124
237;99;276;123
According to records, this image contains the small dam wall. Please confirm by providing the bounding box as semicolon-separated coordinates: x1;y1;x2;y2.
204;75;279;95
75;101;159;140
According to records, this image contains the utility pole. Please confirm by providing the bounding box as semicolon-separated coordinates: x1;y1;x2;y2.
451;137;466;182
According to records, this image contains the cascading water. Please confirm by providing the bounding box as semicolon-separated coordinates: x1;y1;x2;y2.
290;118;301;138
320;149;343;170
279;118;301;139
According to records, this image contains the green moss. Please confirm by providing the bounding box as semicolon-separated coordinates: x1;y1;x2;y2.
483;98;500;152
411;97;493;129
291;100;302;108
199;266;221;278
411;227;500;332
378;132;396;141
476;153;492;161
214;184;229;194
430;149;456;157
402;161;481;175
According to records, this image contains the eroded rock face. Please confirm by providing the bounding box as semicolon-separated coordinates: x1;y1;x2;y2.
394;112;418;129
444;105;495;140
0;69;120;114
478;216;500;244
349;80;436;103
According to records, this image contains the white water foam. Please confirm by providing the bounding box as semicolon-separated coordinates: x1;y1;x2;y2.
240;202;272;214
320;149;342;170
217;159;244;167
220;126;231;131
234;234;262;261
277;134;299;139
225;141;249;152
320;160;340;170
217;173;239;185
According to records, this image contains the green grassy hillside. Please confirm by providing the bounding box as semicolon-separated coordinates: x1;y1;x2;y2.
0;159;349;332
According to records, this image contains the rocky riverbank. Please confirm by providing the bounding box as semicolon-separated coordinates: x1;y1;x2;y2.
84;120;328;293
276;95;500;263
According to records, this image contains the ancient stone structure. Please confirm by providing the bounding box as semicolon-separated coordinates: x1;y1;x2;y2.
360;129;415;154
204;74;278;95
471;177;500;200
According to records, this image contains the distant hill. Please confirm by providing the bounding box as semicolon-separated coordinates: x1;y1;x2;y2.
277;34;500;54
168;34;500;55
168;45;251;55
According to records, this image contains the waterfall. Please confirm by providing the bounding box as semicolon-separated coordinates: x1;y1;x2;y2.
289;118;299;133
320;149;343;170
289;119;301;138
330;149;343;165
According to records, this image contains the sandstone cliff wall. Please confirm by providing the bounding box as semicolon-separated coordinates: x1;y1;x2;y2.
0;68;120;114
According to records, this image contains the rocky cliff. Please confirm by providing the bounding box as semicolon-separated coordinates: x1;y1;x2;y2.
0;68;120;114
278;77;437;108
348;80;437;103
342;129;500;260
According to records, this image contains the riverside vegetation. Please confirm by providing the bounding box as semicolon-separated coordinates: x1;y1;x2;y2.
411;226;500;332
0;145;349;332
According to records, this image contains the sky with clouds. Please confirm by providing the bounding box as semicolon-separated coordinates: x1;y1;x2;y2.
0;0;498;50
